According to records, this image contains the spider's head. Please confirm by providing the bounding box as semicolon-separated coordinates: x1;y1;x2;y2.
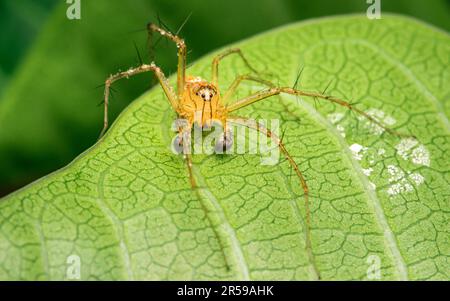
184;77;224;126
193;84;218;102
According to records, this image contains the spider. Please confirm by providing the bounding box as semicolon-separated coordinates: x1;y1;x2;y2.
99;23;409;277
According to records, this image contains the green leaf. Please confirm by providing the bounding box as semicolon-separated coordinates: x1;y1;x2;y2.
2;0;450;196
1;15;449;280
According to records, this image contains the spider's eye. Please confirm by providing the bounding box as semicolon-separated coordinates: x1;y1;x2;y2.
201;94;205;98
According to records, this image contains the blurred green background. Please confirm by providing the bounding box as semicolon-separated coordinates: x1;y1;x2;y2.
0;0;449;196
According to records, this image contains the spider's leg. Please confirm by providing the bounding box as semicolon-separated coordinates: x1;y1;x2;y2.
227;87;412;138
184;152;197;188
222;74;275;104
211;48;258;86
177;128;233;272
147;23;186;97
179;129;197;188
99;63;177;139
227;117;320;279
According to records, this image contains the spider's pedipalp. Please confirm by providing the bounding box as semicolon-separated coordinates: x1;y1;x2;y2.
172;135;184;154
215;128;233;154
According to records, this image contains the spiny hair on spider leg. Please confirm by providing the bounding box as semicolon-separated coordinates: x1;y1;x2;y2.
347;97;359;106
280;126;288;143
95;83;106;90
261;128;287;153
312;96;319;110
125;26;147;35
175;12;192;35
321;79;334;95
95;83;117;93
109;86;118;100
150;35;164;51
97;87;117;107
156;13;173;47
292;66;305;89
133;41;144;65
155;13;174;33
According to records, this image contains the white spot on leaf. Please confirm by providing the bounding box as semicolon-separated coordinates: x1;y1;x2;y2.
327;112;344;124
384;116;397;126
409;172;425;186
395;138;430;166
395;138;418;161
362;167;373;176
411;144;430;166
388;165;404;182
386;164;425;196
349;143;368;161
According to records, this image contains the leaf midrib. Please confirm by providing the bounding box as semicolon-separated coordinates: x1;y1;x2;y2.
191;166;251;280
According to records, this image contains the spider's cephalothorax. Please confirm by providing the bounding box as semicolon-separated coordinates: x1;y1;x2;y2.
99;22;411;279
178;76;227;129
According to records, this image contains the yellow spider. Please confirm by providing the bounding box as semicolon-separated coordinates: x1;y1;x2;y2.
99;23;409;277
